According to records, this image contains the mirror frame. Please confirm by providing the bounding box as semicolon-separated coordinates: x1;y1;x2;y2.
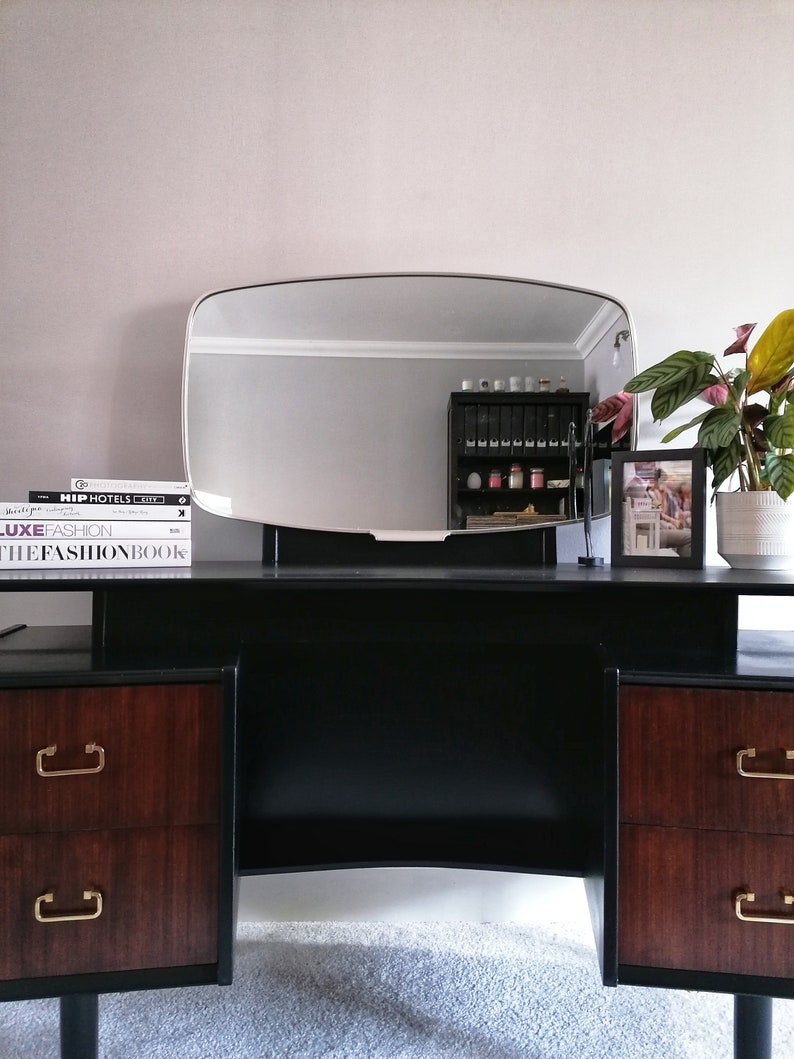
183;272;637;555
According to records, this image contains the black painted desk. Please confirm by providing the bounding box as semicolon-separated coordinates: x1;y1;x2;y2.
3;562;794;1059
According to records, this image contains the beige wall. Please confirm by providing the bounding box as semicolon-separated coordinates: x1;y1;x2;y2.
3;0;792;511
2;0;793;913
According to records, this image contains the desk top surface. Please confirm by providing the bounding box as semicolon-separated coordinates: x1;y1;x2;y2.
2;560;794;593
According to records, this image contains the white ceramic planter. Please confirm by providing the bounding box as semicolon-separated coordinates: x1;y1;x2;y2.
716;491;794;570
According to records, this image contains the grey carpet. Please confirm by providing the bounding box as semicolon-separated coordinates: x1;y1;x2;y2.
2;920;794;1057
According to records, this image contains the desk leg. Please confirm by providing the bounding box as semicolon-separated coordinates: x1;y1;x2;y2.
734;995;772;1059
60;994;98;1059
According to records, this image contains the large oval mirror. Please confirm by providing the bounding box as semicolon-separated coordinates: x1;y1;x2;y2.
183;273;635;541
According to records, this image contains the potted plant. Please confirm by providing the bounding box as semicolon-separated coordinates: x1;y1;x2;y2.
620;309;794;568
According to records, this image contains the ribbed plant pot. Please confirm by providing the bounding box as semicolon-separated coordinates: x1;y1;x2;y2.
716;491;794;570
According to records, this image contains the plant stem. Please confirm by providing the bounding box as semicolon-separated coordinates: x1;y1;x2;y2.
718;357;763;492
741;426;763;490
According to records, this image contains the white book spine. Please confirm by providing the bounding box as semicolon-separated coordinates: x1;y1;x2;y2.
0;503;191;521
29;491;190;506
0;520;190;539
70;478;190;492
0;541;192;569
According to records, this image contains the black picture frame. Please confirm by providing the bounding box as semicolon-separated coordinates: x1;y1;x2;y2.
611;448;706;569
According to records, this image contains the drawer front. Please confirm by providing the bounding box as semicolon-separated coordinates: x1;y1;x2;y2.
0;683;222;832
0;826;219;980
620;684;794;833
619;824;794;978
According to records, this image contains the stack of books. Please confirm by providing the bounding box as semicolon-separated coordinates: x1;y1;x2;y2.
0;477;192;569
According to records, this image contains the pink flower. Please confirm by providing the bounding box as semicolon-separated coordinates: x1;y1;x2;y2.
701;382;729;405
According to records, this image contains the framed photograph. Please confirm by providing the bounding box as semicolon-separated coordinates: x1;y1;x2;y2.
611;449;706;569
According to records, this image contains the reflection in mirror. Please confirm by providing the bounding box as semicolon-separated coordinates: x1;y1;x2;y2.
183;274;636;542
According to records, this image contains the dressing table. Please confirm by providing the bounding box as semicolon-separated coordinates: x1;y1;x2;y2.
3;273;792;1058
2;561;794;1059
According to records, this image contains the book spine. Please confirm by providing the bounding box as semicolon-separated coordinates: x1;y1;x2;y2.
0;503;191;521
71;478;190;492
29;491;190;506
0;521;190;539
0;541;192;569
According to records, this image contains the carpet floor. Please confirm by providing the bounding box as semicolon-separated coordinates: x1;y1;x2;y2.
2;920;794;1057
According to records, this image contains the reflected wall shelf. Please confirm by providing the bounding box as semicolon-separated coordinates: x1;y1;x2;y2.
447;391;589;530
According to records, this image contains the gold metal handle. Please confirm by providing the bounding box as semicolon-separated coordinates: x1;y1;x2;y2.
34;889;104;923
735;890;794;924
736;747;794;780
36;742;105;777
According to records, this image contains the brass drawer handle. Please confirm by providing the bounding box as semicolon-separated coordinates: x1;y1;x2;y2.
736;747;794;780
34;889;104;923
735;890;794;924
36;742;105;777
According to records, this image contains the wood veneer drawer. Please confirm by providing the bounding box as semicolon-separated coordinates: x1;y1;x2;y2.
0;825;219;981
0;683;222;833
620;684;794;833
619;824;794;978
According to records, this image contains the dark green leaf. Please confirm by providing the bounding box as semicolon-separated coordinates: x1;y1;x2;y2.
743;402;767;431
753;425;770;453
769;377;793;415
710;437;743;493
764;406;794;449
699;406;743;449
624;350;713;394
726;366;749;385
764;453;794;500
727;368;751;398
661;409;710;443
650;362;717;421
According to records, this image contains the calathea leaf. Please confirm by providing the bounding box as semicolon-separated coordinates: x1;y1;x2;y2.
725;323;757;356
769;374;794;415
743;402;768;431
624;350;713;394
650;362;718;421
611;399;633;442
746;309;794;396
728;367;751;395
661;409;710;443
752;425;770;453
764;405;794;449
591;391;631;424
698;405;742;448
710;437;742;493
764;452;794;500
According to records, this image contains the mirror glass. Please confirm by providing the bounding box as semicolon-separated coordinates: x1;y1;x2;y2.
183;273;635;541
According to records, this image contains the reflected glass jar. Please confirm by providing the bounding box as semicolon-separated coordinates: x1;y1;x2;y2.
488;469;502;489
508;463;523;489
529;467;544;488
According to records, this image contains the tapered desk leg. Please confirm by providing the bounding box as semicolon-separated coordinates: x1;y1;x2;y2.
734;995;772;1059
60;994;98;1059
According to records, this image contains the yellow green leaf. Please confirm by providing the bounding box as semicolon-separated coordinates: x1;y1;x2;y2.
746;309;794;395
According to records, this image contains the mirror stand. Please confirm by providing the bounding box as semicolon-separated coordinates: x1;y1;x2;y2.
261;522;558;567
